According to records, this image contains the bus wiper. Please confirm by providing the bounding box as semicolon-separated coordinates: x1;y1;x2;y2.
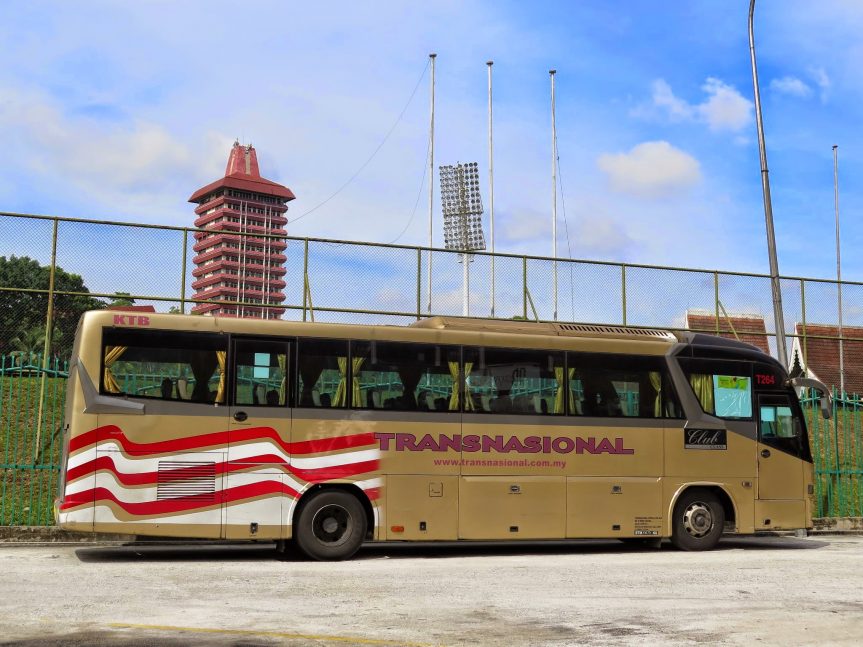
788;377;832;419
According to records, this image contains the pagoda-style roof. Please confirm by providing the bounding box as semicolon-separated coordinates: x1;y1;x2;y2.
189;141;295;203
790;323;863;394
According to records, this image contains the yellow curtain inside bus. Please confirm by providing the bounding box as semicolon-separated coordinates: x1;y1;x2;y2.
334;357;348;407
103;346;126;393
689;374;714;413
650;371;661;417
333;357;365;407
351;357;364;406
448;361;459;410
554;367;575;414
277;353;286;405
463;362;475;411
215;351;226;404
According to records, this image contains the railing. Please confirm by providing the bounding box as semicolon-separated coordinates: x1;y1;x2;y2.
3;209;863;524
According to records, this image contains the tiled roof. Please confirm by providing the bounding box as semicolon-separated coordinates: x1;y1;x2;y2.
686;311;770;354
792;323;863;394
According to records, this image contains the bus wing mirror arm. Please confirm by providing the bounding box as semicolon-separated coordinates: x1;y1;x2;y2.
787;377;832;419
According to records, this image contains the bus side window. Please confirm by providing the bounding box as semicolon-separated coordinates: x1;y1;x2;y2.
100;329;227;403
350;341;458;411
462;347;564;415
233;339;289;407
678;358;753;420
567;353;681;419
296;339;348;408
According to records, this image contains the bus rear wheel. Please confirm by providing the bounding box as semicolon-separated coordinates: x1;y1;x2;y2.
671;488;724;551
294;490;367;561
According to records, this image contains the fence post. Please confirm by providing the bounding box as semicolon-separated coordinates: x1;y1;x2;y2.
302;239;309;322
416;248;422;320
800;279;808;377
180;229;188;314
34;217;59;462
621;264;627;327
522;256;528;320
714;272;720;334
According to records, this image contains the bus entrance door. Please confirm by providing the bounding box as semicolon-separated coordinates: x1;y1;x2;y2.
755;391;806;529
226;337;292;540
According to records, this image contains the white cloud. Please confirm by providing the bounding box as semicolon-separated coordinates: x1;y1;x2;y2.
696;78;753;132
635;77;753;133
0;87;230;219
770;76;812;98
596;141;702;199
809;66;831;102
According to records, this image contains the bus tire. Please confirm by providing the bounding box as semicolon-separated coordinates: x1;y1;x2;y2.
671;488;724;551
293;490;367;561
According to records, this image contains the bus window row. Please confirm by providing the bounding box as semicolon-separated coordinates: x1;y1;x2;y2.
100;330;687;419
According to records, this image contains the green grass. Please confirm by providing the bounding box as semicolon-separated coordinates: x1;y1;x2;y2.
0;374;66;525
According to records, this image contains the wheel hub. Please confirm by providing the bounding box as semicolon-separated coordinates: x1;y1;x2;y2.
682;501;713;538
312;504;352;546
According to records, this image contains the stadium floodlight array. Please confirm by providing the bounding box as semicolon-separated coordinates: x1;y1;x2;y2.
440;162;485;252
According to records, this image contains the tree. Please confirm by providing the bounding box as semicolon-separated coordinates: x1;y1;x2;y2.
0;256;104;359
108;292;135;307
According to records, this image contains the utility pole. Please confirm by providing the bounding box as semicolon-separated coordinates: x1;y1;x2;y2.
749;0;787;367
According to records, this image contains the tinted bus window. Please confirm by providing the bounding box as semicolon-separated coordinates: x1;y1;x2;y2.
233;338;289;407
351;341;458;411
568;353;681;419
296;339;348;408
101;328;227;403
462;347;564;415
678;357;753;419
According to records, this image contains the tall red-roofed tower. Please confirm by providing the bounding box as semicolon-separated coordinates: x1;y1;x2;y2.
189;142;295;318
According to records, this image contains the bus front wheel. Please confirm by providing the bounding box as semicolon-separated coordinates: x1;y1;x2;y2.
294;490;367;561
671;488;724;551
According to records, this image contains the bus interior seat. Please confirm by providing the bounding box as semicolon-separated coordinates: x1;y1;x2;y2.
481;395;491;412
311;389;321;407
176;378;189;400
434;397;448;411
319;392;331;408
253;384;266;405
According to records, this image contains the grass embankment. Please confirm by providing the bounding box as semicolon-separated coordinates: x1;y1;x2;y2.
804;403;863;518
0;375;66;525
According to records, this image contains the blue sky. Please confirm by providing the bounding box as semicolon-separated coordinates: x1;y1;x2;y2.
1;0;862;285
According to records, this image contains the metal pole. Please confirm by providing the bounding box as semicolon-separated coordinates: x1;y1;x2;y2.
550;69;558;321
462;254;470;316
35;217;59;462
416;247;422;320
834;144;844;394
427;53;436;315
621;264;627;326
302;238;309;322
180;229;188;314
749;0;787;368
488;60;495;318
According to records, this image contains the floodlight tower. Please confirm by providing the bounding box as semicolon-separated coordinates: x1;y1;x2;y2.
440;162;485;316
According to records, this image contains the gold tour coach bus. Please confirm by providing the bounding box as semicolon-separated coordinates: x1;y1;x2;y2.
55;310;830;560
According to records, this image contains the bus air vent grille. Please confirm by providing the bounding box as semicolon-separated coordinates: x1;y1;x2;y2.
555;324;676;341
157;461;217;501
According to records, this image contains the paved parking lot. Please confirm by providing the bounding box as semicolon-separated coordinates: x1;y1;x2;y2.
1;535;862;646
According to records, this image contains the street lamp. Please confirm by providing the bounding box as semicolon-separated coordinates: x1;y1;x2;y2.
440;162;486;316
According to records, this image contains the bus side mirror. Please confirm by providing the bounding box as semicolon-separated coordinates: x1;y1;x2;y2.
788;377;832;420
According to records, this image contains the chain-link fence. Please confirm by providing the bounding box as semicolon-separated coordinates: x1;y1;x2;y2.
3;209;863;524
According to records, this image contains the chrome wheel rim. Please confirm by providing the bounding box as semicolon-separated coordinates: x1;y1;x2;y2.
682;501;714;538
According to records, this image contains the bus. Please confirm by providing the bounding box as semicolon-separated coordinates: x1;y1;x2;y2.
55;310;830;560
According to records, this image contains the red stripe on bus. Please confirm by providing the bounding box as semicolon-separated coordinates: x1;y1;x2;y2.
69;425;376;456
67;455;380;487
60;481;301;515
